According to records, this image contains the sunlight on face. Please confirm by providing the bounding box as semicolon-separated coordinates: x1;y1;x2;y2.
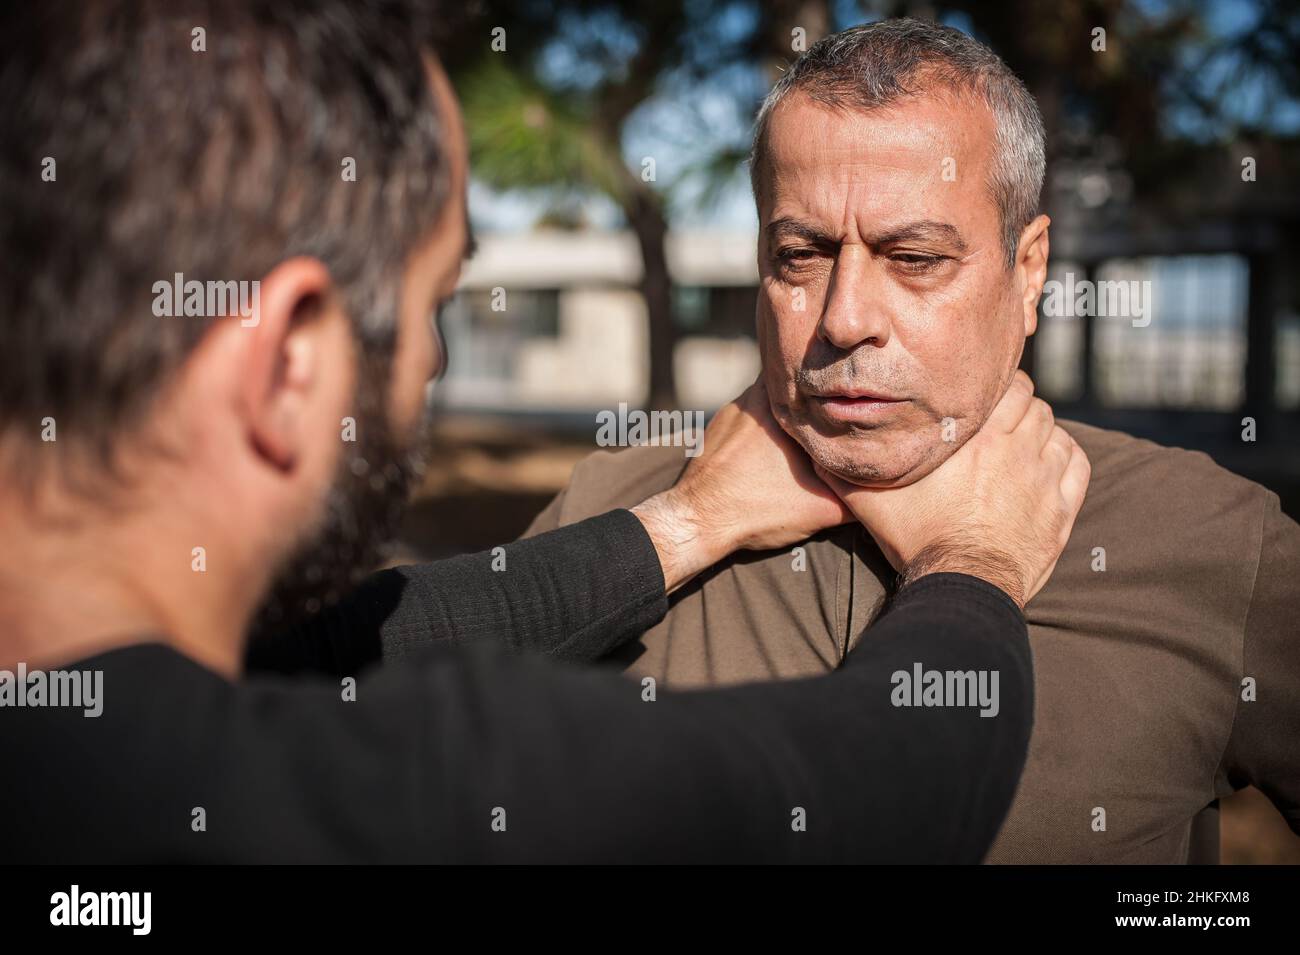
756;88;1027;487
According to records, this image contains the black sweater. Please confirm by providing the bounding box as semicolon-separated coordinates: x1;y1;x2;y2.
0;510;1033;863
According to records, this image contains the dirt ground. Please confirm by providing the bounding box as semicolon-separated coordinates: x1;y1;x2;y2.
401;418;1300;863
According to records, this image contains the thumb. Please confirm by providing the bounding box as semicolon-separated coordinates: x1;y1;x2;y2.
812;462;849;497
813;463;882;516
813;462;902;568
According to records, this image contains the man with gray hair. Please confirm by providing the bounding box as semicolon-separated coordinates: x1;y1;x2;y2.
527;18;1300;863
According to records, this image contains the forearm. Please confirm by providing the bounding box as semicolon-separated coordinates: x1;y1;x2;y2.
244;509;668;677
414;572;1032;863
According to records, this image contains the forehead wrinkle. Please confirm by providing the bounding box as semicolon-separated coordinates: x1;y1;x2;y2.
772;156;955;247
764;87;997;235
765;216;837;244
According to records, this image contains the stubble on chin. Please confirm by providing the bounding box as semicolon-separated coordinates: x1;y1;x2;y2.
796;415;969;489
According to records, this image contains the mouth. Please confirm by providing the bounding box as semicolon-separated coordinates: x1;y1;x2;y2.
809;390;909;423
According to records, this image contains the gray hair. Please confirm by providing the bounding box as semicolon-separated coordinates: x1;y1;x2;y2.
750;18;1045;268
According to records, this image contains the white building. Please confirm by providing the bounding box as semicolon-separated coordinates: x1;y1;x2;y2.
438;229;762;412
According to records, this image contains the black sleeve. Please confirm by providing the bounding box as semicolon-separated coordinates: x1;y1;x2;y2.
244;509;667;677
12;572;1031;863
232;572;1033;863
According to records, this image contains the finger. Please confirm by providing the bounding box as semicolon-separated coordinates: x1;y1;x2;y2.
812;462;855;500
1027;442;1088;606
1019;396;1056;449
1058;438;1091;516
986;370;1035;433
813;462;887;520
1041;425;1074;471
798;462;855;517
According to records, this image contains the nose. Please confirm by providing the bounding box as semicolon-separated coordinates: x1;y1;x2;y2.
818;246;892;350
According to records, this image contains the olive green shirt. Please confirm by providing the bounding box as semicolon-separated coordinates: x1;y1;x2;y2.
523;421;1300;863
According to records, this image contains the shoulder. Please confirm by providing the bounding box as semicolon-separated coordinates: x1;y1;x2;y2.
1061;419;1269;505
1058;419;1279;573
528;445;694;530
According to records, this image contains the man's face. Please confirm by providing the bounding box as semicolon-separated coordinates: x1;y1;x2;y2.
756;87;1030;486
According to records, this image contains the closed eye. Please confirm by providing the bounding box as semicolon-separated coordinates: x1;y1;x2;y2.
889;253;949;274
776;247;831;270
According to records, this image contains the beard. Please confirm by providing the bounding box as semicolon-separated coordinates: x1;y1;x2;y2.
246;344;432;640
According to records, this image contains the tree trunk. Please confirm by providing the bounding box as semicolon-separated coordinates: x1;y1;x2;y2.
625;181;677;410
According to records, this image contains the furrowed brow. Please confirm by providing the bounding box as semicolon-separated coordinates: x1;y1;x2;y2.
868;220;969;253
766;217;838;246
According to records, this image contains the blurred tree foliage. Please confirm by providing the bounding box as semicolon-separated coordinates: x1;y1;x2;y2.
437;0;1300;405
441;1;833;407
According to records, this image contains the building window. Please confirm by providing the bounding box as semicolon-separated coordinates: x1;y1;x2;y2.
1036;255;1249;411
673;285;758;338
438;288;560;387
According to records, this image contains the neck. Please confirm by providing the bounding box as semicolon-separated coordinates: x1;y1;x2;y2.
0;489;255;678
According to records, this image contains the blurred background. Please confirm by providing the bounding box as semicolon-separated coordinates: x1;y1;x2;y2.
407;0;1300;861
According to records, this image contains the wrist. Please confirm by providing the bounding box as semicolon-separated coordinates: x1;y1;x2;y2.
899;538;1026;608
630;488;735;594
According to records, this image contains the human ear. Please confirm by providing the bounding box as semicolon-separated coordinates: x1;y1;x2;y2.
1017;215;1051;337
